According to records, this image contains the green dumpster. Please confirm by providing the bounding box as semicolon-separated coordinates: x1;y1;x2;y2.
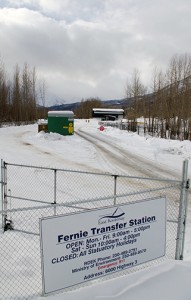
48;111;74;136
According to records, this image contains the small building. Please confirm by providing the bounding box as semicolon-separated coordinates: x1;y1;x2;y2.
92;108;124;121
48;111;74;136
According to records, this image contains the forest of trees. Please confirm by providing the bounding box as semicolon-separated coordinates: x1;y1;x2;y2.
74;54;191;140
0;61;47;124
125;53;191;140
1;53;191;140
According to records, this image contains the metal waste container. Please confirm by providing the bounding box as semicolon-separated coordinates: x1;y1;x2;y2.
48;111;74;135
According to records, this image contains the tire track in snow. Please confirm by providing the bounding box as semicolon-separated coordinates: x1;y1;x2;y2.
75;129;181;180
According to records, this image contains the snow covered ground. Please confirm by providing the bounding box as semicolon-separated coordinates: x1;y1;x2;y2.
1;119;191;176
0;119;191;299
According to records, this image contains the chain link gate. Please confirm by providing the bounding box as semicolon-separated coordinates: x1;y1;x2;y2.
0;159;190;299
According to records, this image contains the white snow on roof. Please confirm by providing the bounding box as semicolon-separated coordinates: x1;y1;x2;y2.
92;108;124;113
48;111;74;116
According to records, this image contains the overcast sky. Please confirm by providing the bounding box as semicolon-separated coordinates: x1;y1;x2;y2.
0;0;191;106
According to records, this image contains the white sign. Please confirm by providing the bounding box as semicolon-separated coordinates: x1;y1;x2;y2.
40;197;166;295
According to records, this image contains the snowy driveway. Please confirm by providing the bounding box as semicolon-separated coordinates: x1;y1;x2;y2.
76;127;183;180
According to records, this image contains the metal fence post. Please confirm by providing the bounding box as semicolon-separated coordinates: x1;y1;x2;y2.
53;169;57;215
1;160;8;231
4;162;8;231
113;175;118;205
181;178;190;258
0;159;4;230
175;159;189;260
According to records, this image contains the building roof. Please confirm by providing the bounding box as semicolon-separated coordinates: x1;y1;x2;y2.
92;108;124;114
48;111;74;117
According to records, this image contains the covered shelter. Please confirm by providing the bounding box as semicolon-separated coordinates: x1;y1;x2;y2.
92;108;124;121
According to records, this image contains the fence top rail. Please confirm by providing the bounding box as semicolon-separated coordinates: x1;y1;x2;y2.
0;184;178;214
4;161;181;184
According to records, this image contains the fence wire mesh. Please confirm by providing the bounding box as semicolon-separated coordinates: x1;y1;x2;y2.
0;162;187;299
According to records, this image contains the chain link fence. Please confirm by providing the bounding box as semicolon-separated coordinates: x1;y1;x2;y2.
0;160;189;299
